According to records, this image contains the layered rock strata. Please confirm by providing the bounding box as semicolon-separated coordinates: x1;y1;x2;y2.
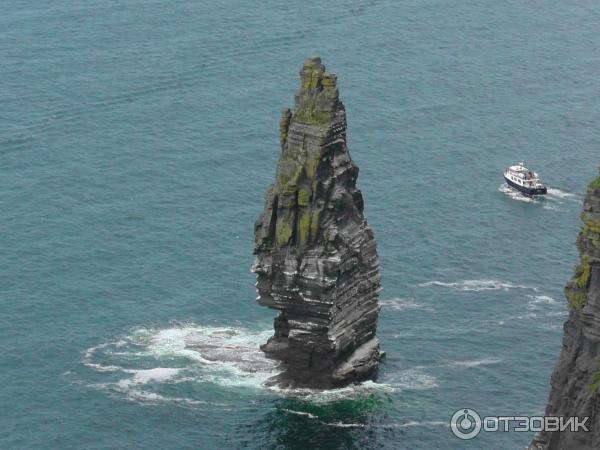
251;57;383;389
530;171;600;449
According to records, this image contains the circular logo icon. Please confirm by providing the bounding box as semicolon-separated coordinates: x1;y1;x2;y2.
450;408;482;440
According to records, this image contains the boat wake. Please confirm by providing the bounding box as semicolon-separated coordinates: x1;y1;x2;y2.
498;183;535;203
499;183;580;207
546;188;576;200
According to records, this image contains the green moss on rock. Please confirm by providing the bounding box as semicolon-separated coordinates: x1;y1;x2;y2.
305;149;322;179
566;288;585;311
294;99;332;126
276;159;303;195
297;210;312;246
321;72;337;87
588;176;600;191
298;189;311;207
583;217;600;235
577;262;592;289
276;219;293;247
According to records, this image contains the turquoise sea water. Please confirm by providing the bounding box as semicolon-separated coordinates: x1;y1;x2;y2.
2;1;599;448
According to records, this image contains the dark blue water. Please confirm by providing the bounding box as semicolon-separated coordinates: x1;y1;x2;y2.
2;0;599;448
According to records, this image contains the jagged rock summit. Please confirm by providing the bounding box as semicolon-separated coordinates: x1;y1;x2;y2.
529;169;600;449
251;57;383;389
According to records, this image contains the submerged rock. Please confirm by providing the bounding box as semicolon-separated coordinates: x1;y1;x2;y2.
251;57;383;389
529;170;600;449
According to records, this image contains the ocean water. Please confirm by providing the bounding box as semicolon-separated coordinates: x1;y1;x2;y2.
2;0;599;448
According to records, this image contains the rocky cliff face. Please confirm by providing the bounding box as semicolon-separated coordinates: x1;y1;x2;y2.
251;57;382;389
530;172;600;449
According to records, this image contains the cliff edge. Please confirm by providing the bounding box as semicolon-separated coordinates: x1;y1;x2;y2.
530;170;600;449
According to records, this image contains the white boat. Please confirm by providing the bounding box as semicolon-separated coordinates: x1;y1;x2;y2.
503;162;547;196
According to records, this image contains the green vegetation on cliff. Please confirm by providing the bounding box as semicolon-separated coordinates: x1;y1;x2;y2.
566;289;585;311
588;176;600;191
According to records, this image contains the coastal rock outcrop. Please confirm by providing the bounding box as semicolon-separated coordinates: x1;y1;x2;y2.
251;57;383;389
529;170;600;449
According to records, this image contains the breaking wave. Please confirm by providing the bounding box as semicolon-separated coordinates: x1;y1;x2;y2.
379;297;434;312
80;323;406;405
418;279;536;292
526;294;558;310
492;294;566;326
81;323;282;404
411;357;502;371
437;357;502;369
383;369;438;391
394;420;448;429
281;409;448;429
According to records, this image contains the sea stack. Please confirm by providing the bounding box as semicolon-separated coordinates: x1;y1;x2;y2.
251;57;383;389
530;170;600;449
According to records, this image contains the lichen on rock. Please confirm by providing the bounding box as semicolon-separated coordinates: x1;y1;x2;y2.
251;57;383;389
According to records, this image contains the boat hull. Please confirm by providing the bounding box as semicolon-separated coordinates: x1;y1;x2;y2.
504;175;547;196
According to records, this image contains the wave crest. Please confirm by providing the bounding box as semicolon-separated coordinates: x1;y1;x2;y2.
418;279;535;292
79;323;401;405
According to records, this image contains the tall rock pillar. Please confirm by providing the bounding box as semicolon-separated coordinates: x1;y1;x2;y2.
251;57;383;388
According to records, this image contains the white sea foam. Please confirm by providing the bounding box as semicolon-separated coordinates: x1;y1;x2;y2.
439;357;501;369
394;420;448;428
498;183;535;203
517;312;538;320
498;306;566;325
281;409;364;429
547;188;572;198
281;409;319;419
418;279;535;292
385;369;438;391
546;188;578;201
281;409;447;430
111;378;210;406
324;421;366;428
82;323;284;404
132;368;181;384
414;358;501;371
82;343;126;372
278;379;399;402
500;183;581;206
81;323;403;405
379;297;434;312
526;294;558;310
